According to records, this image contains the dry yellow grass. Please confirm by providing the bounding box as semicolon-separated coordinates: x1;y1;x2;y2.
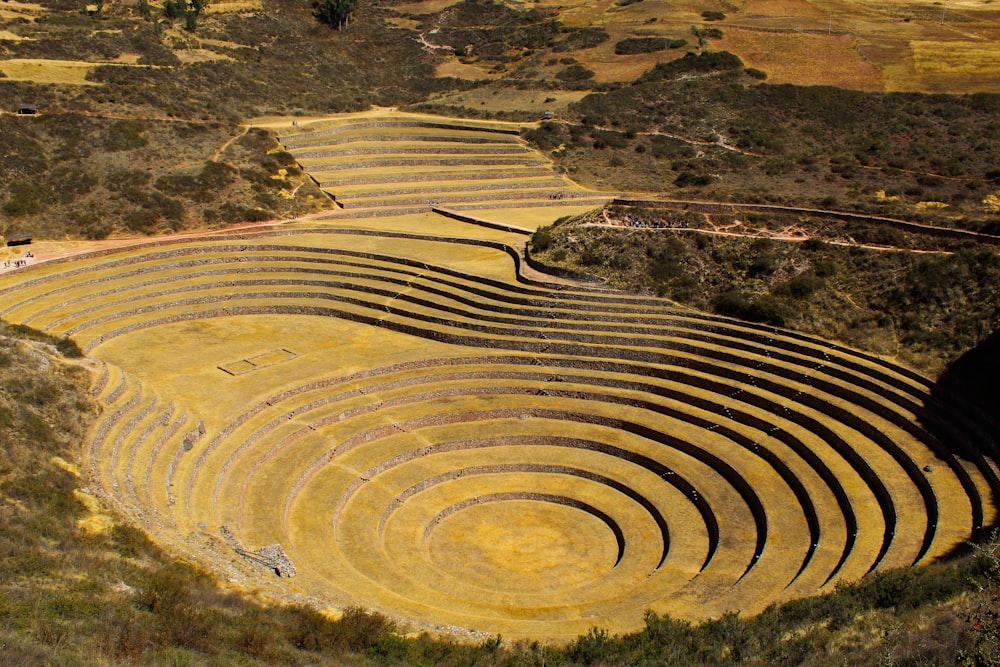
0;29;29;41
912;39;1000;76
434;61;501;79
0;59;102;86
0;1;43;20
173;48;234;64
203;0;263;14
400;0;1000;92
3;232;990;637
273;110;613;218
393;0;458;14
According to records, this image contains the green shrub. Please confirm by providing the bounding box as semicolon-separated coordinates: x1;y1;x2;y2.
614;37;686;55
637;50;744;83
530;224;555;252
714;290;788;325
523;122;563;150
138;563;196;613
814;258;837;277
774;273;824;298
556;64;595;82
162;0;188;19
104;169;151;192
591;129;629;148
110;524;154;558
579;246;604;265
103;120;149;152
568;627;612;664
674;171;713;187
2;182;45;218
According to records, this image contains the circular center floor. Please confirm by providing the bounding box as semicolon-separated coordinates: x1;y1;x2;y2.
427;499;619;594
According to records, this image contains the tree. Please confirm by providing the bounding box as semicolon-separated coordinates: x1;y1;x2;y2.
137;0;151;18
162;0;187;19
315;0;356;29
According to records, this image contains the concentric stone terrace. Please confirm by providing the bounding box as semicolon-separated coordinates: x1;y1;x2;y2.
2;215;997;640
276;111;610;214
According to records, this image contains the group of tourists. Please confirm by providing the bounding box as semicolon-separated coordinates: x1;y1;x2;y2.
3;252;33;269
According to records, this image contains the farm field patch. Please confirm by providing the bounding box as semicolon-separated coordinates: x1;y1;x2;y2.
718;29;883;89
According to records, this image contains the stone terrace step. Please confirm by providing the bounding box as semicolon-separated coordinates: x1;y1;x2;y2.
337;189;603;210
273;113;579;214
318;167;557;188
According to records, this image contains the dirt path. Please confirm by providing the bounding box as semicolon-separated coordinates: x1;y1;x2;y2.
546;119;763;157
212;125;250;161
580;222;954;254
0;215;307;275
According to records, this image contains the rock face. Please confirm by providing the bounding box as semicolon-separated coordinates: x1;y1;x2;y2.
220;525;296;578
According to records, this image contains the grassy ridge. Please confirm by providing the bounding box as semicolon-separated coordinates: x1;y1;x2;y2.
528;207;1000;376
0;114;328;240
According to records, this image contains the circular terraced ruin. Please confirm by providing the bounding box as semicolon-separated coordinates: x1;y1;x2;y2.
2;217;998;640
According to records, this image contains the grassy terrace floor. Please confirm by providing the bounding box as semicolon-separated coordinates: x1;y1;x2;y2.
1;113;997;643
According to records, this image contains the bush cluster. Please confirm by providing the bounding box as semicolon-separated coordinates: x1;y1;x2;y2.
614;37;687;55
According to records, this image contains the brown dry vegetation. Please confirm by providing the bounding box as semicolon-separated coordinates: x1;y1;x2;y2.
0;114;327;240
524;53;1000;233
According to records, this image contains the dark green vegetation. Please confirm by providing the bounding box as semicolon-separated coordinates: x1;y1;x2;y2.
1;319;998;664
614;37;688;55
316;0;358;29
529;206;1000;375
525;52;1000;233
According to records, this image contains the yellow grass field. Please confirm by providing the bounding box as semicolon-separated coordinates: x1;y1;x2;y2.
203;0;263;14
0;1;43;20
271;110;610;215
911;40;1000;77
0;59;102;86
0;29;29;41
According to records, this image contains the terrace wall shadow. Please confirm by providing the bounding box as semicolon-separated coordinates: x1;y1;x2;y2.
922;328;1000;548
